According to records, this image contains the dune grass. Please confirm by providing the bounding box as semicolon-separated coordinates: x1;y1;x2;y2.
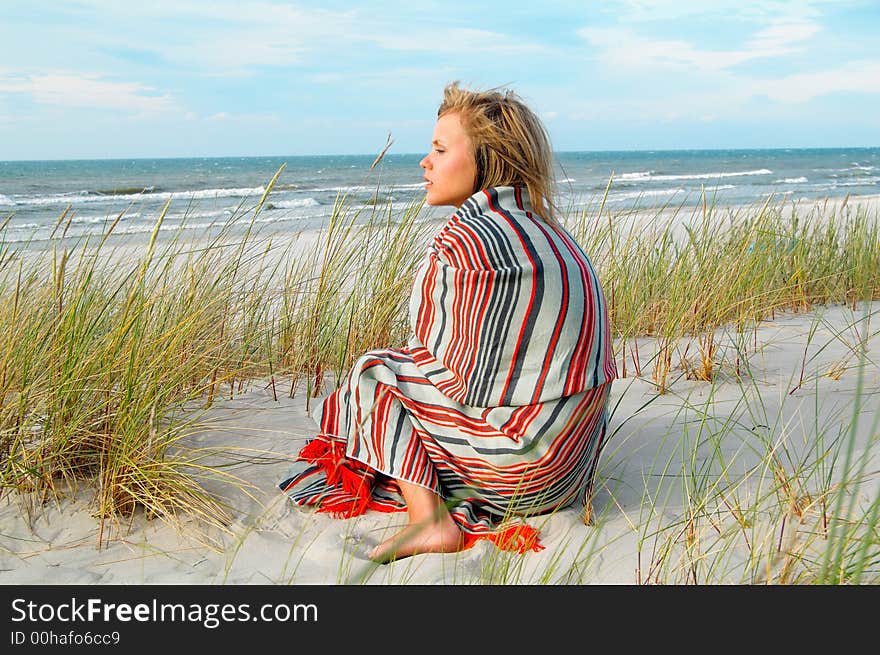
0;169;877;581
598;318;878;585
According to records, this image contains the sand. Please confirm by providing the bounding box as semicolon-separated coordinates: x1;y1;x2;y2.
1;296;877;585
1;192;878;586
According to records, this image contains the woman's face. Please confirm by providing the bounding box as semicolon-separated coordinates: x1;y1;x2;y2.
420;111;477;208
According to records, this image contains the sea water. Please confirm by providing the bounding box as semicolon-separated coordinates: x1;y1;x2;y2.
0;148;877;246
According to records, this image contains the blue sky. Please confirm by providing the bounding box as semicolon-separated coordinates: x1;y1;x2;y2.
1;0;878;160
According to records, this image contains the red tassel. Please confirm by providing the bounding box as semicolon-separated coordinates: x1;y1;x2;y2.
338;464;370;497
460;522;544;554
298;438;342;465
297;438;376;519
489;523;544;554
297;439;543;554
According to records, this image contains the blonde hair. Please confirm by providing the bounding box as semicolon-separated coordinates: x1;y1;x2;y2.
438;80;559;226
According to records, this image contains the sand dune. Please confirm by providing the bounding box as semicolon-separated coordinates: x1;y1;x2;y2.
2;300;876;585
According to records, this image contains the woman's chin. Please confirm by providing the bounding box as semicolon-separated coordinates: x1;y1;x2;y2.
425;195;457;208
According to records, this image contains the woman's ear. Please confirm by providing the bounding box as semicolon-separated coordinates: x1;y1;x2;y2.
474;145;486;193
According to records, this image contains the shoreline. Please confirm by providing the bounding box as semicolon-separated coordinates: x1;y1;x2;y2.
6;189;879;253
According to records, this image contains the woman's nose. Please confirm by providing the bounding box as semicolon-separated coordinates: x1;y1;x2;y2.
419;155;429;169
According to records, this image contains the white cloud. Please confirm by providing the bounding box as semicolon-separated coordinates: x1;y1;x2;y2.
170;40;308;76
203;111;281;123
33;1;355;75
0;73;176;113
748;19;821;51
751;60;880;102
302;66;458;93
607;0;838;23
369;28;549;56
563;57;880;127
58;0;549;76
579;17;820;74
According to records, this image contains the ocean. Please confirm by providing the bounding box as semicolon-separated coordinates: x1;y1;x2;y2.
1;147;877;246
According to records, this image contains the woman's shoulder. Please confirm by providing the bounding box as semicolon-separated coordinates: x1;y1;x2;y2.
433;186;569;270
441;187;529;246
451;186;548;235
458;186;533;220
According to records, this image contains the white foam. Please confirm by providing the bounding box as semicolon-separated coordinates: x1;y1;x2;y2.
9;186;267;207
833;177;880;186
310;184;370;194
654;169;772;181
69;215;121;225
177;186;265;200
389;183;428;190
617;169;771;183
610;187;686;202
270;198;320;209
617;171;655;181
774;177;808;184
168;209;233;220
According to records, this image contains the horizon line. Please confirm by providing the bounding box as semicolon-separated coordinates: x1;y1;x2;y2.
3;144;880;164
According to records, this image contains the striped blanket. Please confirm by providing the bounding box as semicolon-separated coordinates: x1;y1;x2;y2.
279;186;616;553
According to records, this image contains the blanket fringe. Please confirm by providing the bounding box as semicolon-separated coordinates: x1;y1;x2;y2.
462;522;545;554
298;439;544;554
297;438;383;518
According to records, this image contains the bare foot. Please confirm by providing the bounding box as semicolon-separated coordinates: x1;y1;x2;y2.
369;515;463;563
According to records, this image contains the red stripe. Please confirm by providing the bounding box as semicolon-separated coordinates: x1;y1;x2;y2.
521;214;570;403
484;189;539;405
415;256;439;343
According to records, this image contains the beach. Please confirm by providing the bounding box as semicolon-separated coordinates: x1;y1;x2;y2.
1;190;877;584
0;300;876;584
4;9;880;646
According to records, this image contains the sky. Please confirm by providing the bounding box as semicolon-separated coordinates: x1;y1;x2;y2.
1;0;878;160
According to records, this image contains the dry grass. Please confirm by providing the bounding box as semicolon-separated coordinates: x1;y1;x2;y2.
1;169;878;580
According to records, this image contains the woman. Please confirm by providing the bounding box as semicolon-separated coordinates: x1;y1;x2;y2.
279;81;616;563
